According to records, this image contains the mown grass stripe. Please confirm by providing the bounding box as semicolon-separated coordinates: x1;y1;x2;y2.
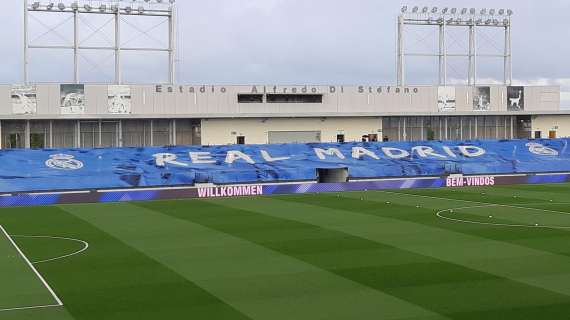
211;195;570;300
138;198;570;319
63;202;442;320
0;205;250;320
337;190;570;260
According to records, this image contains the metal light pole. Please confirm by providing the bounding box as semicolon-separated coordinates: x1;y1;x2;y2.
397;6;513;86
24;0;176;84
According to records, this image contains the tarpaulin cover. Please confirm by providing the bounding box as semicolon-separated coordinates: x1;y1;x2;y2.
0;138;568;193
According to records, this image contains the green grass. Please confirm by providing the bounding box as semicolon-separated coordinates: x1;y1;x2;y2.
2;184;570;319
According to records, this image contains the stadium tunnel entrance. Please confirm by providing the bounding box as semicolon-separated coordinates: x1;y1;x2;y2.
317;168;349;183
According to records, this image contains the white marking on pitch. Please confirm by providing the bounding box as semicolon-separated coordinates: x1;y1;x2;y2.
436;205;570;230
377;190;570;229
0;226;64;313
10;235;89;264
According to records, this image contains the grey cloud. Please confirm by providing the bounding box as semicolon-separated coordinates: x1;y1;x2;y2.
0;0;568;90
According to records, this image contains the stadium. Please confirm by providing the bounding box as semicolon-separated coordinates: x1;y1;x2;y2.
2;1;570;319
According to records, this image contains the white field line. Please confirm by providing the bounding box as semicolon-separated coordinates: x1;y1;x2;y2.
0;225;63;312
0;303;62;313
378;190;570;216
10;235;89;264
436;205;570;230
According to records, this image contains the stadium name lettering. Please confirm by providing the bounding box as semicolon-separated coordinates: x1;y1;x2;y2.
153;145;486;166
446;176;496;188
155;85;419;95
197;185;263;198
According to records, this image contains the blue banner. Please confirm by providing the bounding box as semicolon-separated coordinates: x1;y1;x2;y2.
0;139;569;193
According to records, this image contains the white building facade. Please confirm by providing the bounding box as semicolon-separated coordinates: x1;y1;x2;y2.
0;83;563;148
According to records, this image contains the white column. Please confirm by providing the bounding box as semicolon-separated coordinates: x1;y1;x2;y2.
49;120;53;148
98;120;102;147
171;119;177;145
118;120;123;147
25;120;31;149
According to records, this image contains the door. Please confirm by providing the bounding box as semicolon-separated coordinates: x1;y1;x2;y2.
7;133;24;149
30;133;46;149
549;131;557;139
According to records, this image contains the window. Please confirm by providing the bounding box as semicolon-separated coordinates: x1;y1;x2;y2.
2;121;26;149
30;121;50;149
238;94;263;103
52;120;76;148
153;120;171;146
534;131;542;139
236;136;245;145
337;134;345;143
266;94;323;103
122;120;152;147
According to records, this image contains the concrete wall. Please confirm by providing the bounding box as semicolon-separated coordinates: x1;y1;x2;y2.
532;115;570;138
0;84;561;119
200;117;383;145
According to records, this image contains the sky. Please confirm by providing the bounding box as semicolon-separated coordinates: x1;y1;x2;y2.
0;0;568;105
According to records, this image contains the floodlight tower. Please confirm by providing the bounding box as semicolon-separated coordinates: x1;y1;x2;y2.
23;0;177;84
397;6;513;86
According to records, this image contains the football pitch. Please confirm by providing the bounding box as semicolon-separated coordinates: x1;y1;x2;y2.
3;184;570;319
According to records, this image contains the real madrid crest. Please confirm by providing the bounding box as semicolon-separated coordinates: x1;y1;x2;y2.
45;154;84;170
526;143;559;156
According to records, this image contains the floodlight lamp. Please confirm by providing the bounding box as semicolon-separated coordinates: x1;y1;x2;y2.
31;2;40;9
442;8;448;14
99;4;106;12
431;7;438;14
111;4;118;12
480;9;486;15
138;5;144;13
476;18;483;24
507;9;513;16
493;19;499;25
57;3;65;10
469;8;476;15
456;18;463;24
485;19;492;24
503;18;509;25
422;7;428;13
401;6;407;13
461;8;467;15
84;4;92;11
124;5;132;13
446;18;453;24
437;17;444;24
467;18;474;24
46;2;54;10
71;2;78;10
412;6;419;13
498;9;505;15
489;9;496;15
169;0;176;4
450;8;457;14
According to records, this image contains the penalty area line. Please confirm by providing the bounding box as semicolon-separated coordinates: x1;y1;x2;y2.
0;225;63;312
